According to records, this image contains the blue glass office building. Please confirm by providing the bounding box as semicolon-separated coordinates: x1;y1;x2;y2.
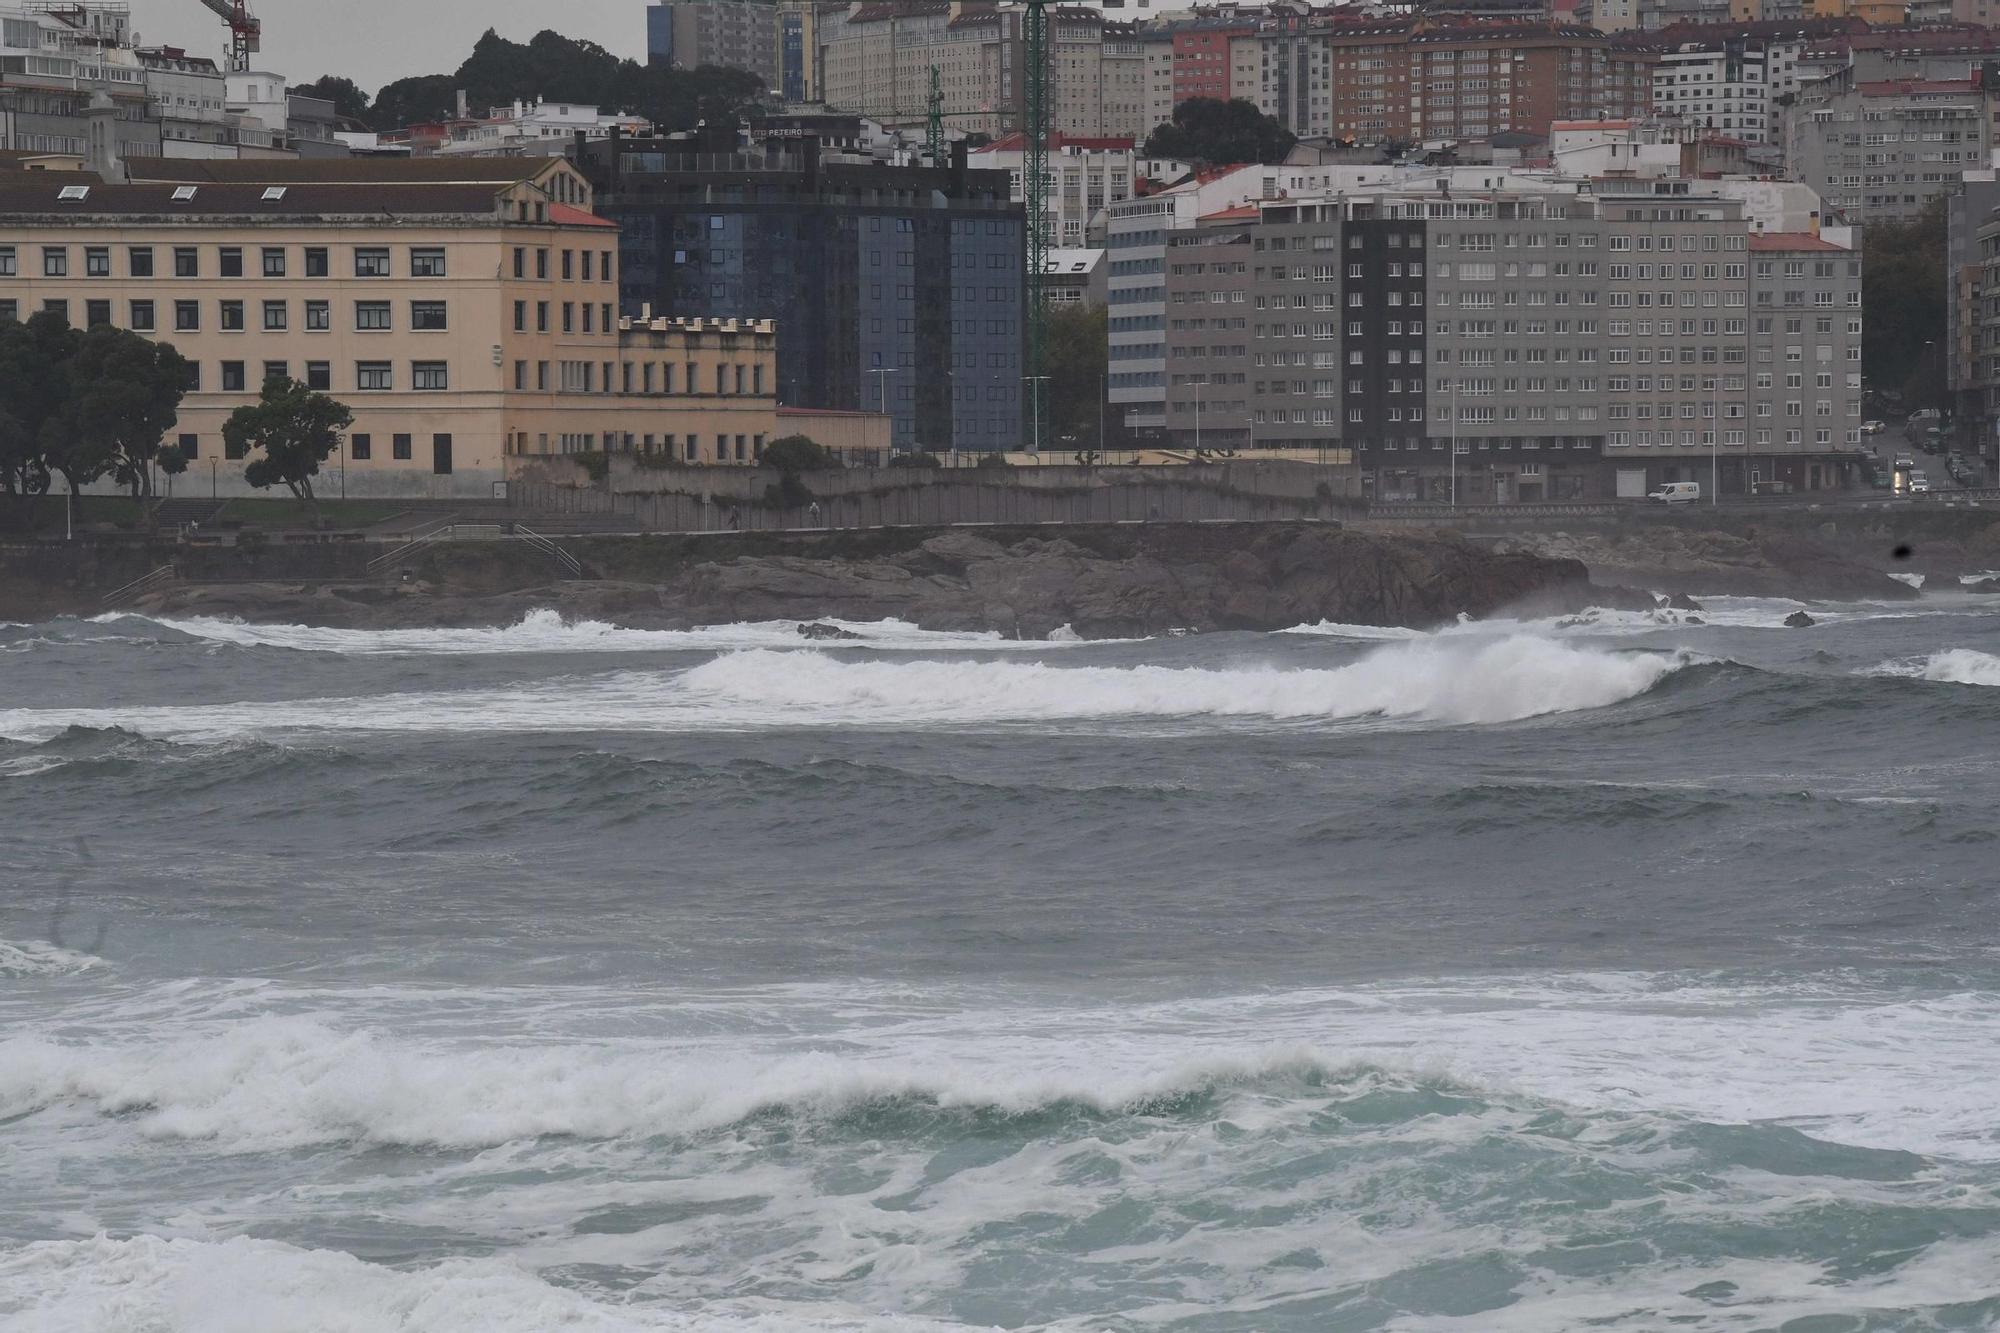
580;134;1025;452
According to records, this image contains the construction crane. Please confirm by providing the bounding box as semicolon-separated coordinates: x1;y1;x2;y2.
192;0;259;73
1022;0;1049;454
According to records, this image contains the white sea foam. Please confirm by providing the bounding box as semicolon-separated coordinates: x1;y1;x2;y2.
1889;571;1928;589
6;973;1995;1160
0;1233;973;1333
1280;621;1431;640
0;637;1694;742
93;609;1084;656
0;939;102;978
1870;648;2000;687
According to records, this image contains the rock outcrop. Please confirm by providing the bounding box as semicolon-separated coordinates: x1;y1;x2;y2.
1495;524;1921;601
125;523;1627;638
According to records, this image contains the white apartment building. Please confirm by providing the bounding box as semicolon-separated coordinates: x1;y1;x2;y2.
970;133;1138;247
436;100;653;158
1652;42;1771;145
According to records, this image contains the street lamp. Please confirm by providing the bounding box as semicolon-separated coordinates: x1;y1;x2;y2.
1020;374;1051;456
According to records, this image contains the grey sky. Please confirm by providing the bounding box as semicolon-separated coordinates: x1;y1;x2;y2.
126;0;645;95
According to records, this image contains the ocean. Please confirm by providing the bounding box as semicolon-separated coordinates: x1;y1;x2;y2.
3;595;1999;1331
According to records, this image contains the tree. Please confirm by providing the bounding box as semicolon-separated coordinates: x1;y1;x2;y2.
368;74;459;130
1046;302;1109;452
69;326;189;501
759;434;836;471
223;379;354;522
0;315;64;504
292;75;371;125
1863;196;1948;411
1143;98;1295;166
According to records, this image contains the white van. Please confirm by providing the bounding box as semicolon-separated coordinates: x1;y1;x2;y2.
1647;481;1701;504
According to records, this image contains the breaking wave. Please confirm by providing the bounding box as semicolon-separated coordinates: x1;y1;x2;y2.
78;610;1085;656
0;939;103;978
0;637;1698;741
1874;648;2000;688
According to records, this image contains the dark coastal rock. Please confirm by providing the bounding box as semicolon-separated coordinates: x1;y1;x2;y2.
108;523;1627;640
1663;592;1704;612
1784;610;1817;628
798;621;863;641
1964;577;2000;594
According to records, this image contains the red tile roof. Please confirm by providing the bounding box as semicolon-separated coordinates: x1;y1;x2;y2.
1199;204;1260;221
550;202;617;229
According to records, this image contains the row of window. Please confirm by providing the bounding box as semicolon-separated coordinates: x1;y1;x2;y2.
508;358;768;396
173;429;455;474
0;243;620;284
1;244;446;280
510;299;621;336
178;360;451;394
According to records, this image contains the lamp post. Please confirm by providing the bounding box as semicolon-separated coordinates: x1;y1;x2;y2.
1711;366;1720;507
1195;378;1203;454
1021;374;1051;457
1450;371;1458;507
869;367;899;454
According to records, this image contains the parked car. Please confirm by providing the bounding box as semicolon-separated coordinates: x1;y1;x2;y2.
1911;408;1941;422
1910;478;1933;494
1647;481;1702;504
1862;420;1887;434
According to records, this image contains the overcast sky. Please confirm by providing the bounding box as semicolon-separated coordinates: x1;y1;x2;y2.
127;0;646;94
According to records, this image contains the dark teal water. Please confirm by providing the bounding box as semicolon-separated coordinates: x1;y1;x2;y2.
2;600;1998;1331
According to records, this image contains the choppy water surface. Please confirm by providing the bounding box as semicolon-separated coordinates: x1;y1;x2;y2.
4;598;2000;1331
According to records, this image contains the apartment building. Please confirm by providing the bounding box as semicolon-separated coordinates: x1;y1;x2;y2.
1784;67;1997;223
969;133;1136;247
577;132;1023;452
1946;171;2000;456
1652;40;1771;143
1162;211;1254;451
0;167;779;497
1324;20;1654;148
1153;183;1861;500
647;0;781;81
0;2;158;168
817;3;1145;140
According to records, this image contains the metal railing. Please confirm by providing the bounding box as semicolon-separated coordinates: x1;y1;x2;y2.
364;520;456;574
100;565;175;609
513;524;585;580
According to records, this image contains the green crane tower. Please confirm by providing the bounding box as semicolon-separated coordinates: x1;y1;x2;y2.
1022;0;1050;453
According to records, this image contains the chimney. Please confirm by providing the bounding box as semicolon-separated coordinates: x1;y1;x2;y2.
1809;208;1820;237
456;88;469;120
84;92;124;183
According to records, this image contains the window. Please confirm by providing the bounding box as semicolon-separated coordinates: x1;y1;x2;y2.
130;300;155;332
357;361;393;391
263;300;287;331
221;361;246;392
536;249;549;279
0;246;13;277
306;361;331;391
410;247;446;278
432;433;453;475
412;361;448;391
219;247;243;278
410;301;448;332
184;362;200;392
85;247;110;277
305;247;328;277
262;248;286;277
562;302;574;334
513;300;526;333
581;251;593;282
262;361;288;387
562;250;574;281
177;433;197;461
305;300;330;331
174;300;199;332
219;301;245;332
84;299;110;328
129;247;153;278
350;433;371;460
392;433;412;460
537;302;549;333
512;247;525;279
43;247;66;277
225;428;246;460
354;248;391;278
174;247;198;278
355;301;392;331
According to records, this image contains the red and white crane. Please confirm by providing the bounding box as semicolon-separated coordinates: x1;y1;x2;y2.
191;0;259;73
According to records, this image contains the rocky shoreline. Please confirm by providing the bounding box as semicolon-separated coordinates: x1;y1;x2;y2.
101;524;1645;639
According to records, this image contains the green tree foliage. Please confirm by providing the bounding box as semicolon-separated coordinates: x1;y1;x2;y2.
0;312;75;500
759;435;836;471
362;29;768;134
1863;196;1948;409
1046;302;1109;451
1143;98;1296;167
70;326;190;500
223;378;355;521
291;75;372;125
